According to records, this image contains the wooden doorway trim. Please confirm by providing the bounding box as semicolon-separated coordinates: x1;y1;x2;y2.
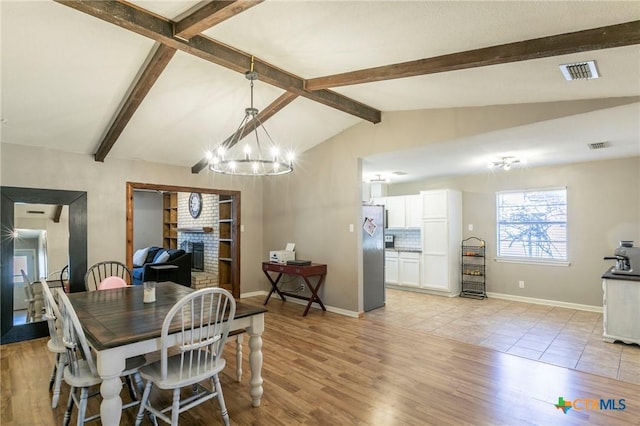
125;182;241;298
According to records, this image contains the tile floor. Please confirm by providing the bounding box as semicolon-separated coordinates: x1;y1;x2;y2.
365;288;640;384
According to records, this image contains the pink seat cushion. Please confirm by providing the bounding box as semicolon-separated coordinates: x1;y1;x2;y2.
97;276;128;290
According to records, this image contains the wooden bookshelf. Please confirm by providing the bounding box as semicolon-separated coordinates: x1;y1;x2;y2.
162;192;178;249
218;195;237;296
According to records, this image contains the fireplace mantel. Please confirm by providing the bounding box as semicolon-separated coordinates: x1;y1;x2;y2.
177;227;213;233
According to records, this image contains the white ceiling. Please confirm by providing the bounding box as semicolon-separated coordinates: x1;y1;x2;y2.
1;1;639;183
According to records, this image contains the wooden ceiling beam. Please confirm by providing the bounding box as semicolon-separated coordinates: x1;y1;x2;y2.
305;20;640;90
94;43;176;162
53;205;64;223
191;92;298;173
173;0;264;41
54;0;381;124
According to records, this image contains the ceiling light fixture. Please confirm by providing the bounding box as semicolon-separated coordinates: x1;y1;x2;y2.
369;174;389;183
208;57;294;176
488;156;520;171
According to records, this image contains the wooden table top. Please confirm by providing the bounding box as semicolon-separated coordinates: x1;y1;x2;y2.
66;282;267;351
262;261;327;276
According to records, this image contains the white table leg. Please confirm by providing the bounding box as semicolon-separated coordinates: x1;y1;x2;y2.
96;352;125;426
248;314;264;407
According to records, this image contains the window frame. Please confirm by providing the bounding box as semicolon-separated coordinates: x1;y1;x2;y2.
495;187;569;266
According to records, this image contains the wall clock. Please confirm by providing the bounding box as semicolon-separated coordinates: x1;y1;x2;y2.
189;192;202;218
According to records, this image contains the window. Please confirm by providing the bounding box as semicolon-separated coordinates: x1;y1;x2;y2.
496;188;567;261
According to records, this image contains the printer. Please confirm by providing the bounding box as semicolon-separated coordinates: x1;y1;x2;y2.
270;243;296;264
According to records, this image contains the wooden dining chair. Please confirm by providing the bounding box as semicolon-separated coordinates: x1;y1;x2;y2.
135;287;236;426
84;261;132;291
40;279;68;408
20;269;37;323
57;291;146;425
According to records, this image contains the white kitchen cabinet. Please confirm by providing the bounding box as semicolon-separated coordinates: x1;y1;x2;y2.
421;189;449;218
376;195;421;229
398;252;420;287
602;277;640;345
385;250;399;285
385;196;406;228
405;194;422;228
420;189;462;295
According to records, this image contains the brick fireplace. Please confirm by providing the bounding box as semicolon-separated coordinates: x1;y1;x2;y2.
177;193;219;288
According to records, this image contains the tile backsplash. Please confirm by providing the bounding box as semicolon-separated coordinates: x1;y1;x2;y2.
387;228;421;250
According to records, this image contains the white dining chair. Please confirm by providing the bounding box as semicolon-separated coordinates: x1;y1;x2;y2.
40;279;67;408
135;287;236;426
57;290;146;425
20;269;37;323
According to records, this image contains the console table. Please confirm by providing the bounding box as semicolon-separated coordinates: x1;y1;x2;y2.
262;262;327;316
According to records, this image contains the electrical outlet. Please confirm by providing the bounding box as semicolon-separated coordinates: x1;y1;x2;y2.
519;280;525;289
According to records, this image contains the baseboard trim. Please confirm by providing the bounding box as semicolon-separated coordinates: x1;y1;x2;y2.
386;284;459;297
486;292;603;313
239;290;360;318
240;290;269;299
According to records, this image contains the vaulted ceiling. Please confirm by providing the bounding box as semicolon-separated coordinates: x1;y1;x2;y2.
1;1;639;183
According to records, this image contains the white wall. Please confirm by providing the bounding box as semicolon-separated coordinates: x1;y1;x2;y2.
133;191;163;250
1;143;267;294
262;98;640;313
3;98;638;312
391;157;640;307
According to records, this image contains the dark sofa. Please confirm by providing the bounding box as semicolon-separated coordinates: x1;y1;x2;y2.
132;246;192;287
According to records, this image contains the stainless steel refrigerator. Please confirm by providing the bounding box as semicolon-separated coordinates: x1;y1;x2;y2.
362;203;385;311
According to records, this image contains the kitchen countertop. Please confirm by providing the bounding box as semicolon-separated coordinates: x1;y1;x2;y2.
385;248;422;253
602;267;640;282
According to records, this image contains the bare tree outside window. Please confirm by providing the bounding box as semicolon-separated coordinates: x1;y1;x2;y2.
497;189;567;260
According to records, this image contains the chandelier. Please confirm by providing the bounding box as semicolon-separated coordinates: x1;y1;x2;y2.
208;58;294;176
488;156;520;171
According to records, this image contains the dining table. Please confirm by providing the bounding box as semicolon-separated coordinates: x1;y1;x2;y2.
65;282;267;426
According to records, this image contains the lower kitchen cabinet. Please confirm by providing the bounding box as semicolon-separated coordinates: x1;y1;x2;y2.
398;252;420;287
602;276;640;345
385;250;398;284
385;251;421;287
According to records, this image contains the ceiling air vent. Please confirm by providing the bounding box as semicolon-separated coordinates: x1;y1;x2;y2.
559;60;599;80
587;141;610;150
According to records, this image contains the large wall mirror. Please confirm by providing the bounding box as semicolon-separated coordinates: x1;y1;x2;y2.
126;182;241;298
1;187;87;344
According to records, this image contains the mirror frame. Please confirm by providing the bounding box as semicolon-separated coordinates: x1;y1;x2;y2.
1;186;87;344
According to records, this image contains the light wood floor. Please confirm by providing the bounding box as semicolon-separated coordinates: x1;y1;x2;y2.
2;295;639;425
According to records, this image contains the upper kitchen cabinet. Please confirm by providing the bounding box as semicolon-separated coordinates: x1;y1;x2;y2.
386;196;405;228
421;190;450;219
374;195;422;229
405;194;422;228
